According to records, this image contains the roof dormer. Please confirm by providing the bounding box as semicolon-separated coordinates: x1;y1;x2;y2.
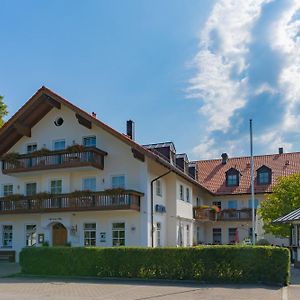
225;167;240;187
257;165;272;185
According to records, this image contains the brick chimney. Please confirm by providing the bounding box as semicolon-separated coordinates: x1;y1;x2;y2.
127;120;135;140
279;147;283;154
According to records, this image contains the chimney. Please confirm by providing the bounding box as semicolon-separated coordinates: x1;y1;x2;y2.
126;120;135;140
92;112;97;118
279;147;283;154
221;153;228;164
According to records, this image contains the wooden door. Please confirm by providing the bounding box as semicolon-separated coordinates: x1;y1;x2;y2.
52;223;67;246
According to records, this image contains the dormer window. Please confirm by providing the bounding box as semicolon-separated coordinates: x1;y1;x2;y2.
226;168;240;187
257;165;271;185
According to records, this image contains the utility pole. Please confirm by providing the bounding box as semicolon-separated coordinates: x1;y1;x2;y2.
250;119;256;245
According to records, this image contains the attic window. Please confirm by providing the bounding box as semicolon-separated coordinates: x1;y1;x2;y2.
257;166;271;185
226;168;240;187
54;117;64;127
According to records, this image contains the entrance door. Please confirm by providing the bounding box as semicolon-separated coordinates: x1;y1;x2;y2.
52;223;67;246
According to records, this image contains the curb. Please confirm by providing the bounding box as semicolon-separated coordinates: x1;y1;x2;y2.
281;286;288;300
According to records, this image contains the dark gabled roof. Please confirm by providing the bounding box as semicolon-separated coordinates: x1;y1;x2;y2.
0;86;210;192
273;208;300;224
196;152;300;195
143;142;176;152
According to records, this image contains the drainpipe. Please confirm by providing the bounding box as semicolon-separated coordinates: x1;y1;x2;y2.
150;170;171;247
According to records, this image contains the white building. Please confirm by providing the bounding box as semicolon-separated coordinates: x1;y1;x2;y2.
0;87;202;262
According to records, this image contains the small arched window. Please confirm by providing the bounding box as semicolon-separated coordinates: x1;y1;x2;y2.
257;165;272;185
225;168;240;187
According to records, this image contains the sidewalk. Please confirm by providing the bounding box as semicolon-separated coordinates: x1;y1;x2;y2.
0;262;21;277
289;266;300;300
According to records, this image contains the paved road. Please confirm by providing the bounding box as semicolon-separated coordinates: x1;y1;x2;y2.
0;277;283;300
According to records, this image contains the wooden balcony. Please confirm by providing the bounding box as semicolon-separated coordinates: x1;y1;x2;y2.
194;208;253;222
0;190;142;214
1;147;107;175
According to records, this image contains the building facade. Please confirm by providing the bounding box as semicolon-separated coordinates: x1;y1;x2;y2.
0;87;201;261
0;87;299;262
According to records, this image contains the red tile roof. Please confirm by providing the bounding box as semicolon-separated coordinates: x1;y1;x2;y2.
196;152;300;195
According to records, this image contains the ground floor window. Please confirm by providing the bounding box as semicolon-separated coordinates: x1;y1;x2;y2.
112;222;125;246
228;227;237;244
2;225;13;248
156;222;161;247
26;225;37;247
84;223;96;246
212;228;222;244
186;225;190;246
3;184;13;196
197;226;201;244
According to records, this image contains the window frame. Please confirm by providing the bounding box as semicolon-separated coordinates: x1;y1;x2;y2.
2;225;13;248
212;228;222;244
156;222;161;247
25;224;37;247
83;223;96;246
257;166;272;185
111;175;125;189
25;182;37;196
228;227;237;244
112;222;125;246
83;135;96;148
50;179;62;194
186;187;190;202
26;143;37;154
179;185;184;200
3;184;13;197
53;139;66;151
225;168;240;187
156;180;162;197
82;177;97;192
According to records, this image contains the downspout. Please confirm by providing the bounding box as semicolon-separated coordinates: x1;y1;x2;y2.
150;170;171;247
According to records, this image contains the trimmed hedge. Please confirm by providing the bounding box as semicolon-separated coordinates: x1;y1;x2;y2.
20;246;290;285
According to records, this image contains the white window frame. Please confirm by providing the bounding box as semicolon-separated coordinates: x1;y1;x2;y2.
111;175;126;189
112;222;126;246
156;180;162;196
50;179;63;194
82;177;97;192
179;185;184;200
25;182;37;196
25;224;37;247
83;223;96;246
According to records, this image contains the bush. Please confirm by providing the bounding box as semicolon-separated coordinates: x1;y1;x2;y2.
19;246;290;285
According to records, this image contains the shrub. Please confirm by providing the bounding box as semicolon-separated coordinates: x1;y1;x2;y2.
19;246;290;285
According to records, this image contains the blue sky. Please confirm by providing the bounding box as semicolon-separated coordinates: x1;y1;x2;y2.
1;1;300;160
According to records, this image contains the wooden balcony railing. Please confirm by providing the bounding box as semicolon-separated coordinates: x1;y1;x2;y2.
1;147;107;174
0;190;142;214
194;208;253;221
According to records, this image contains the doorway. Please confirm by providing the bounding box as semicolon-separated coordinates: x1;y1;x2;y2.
52;223;67;246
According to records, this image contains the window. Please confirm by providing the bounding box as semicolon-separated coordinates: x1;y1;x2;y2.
212;228;222;244
112;222;125;246
228;200;237;209
248;199;259;209
2;225;13;248
212;201;222;210
84;223;96;246
186;188;190;202
53;140;65;151
196;226;201;244
50;180;62;194
26;225;37;247
27;143;37;153
83;177;96;191
186;225;190;246
3;184;13;196
112;175;125;189
228;228;237;244
26;183;37;196
196;197;201;207
226;168;239;187
156;180;162;196
257;166;271;185
157;222;161;247
180;185;184;200
83;136;96;147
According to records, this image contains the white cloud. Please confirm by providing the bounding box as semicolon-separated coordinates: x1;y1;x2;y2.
188;0;270;133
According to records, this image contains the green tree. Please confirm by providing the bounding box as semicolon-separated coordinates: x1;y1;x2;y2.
0;95;8;127
259;173;300;238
